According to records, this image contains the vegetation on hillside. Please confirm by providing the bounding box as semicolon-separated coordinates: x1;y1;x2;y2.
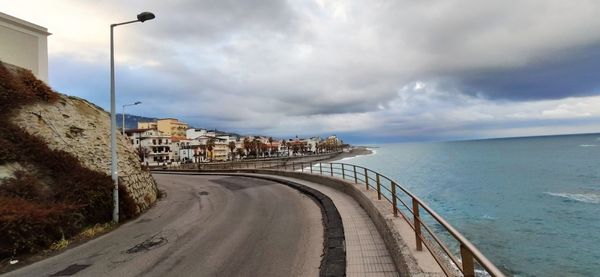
0;63;136;260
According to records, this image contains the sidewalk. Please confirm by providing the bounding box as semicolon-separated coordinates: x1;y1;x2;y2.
244;174;399;277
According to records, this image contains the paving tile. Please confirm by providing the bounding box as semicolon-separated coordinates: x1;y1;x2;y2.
270;176;401;277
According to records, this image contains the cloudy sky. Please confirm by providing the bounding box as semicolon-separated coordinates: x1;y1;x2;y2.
4;0;600;143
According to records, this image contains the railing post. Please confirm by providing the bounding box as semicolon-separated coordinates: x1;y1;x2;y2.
460;244;475;277
320;163;323;174
330;163;333;176
391;182;398;217
341;164;345;179
412;198;423;251
301;163;304;172
292;162;295;171
376;173;381;200
353;165;357;183
310;162;313;174
364;168;369;190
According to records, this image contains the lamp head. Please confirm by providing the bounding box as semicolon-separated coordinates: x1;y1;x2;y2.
134;101;142;105
137;12;155;22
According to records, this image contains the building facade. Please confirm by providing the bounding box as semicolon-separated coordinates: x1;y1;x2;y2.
157;118;188;137
125;129;172;165
0;12;50;82
137;118;188;138
137;121;157;130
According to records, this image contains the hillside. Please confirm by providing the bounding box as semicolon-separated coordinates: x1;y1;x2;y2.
0;62;158;260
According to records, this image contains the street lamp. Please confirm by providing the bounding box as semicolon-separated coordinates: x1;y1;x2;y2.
110;12;155;223
122;101;141;135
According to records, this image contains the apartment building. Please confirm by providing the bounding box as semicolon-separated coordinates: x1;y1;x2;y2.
186;128;207;139
125;129;172;165
137;118;188;137
137;121;157;130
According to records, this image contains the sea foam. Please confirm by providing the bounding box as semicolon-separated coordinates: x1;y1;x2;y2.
579;144;596;147
544;192;600;204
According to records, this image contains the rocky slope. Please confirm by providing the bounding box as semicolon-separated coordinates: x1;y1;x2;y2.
9;94;158;213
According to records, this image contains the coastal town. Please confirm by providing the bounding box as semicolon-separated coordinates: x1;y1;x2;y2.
124;117;346;165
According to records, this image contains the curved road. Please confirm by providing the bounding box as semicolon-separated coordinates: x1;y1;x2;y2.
4;175;324;277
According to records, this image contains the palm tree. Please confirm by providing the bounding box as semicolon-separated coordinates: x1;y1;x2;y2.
198;145;206;162
281;140;286;156
252;138;261;157
268;137;273;156
206;138;216;162
228;141;236;161
243;137;252;157
236;148;245;159
260;143;269;157
292;143;300;155
135;147;150;163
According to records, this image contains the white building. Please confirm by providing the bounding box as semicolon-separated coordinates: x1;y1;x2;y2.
178;139;203;163
305;137;321;153
0;12;50;82
125;129;172;165
186;128;207;139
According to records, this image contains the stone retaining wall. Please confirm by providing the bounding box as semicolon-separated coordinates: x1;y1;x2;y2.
119;171;158;213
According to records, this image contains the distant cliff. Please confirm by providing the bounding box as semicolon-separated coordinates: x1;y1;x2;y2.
0;62;157;259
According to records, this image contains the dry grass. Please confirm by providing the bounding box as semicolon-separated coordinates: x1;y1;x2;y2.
77;222;116;240
0;62;136;259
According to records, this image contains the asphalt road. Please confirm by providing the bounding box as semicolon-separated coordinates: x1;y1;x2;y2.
4;174;324;277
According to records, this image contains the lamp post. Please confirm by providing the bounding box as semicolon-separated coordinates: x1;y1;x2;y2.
110;12;155;223
122;101;141;135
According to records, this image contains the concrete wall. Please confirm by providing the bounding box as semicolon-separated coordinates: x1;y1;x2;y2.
0;12;49;83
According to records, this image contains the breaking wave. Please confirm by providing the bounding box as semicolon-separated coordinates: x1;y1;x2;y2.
544;192;600;204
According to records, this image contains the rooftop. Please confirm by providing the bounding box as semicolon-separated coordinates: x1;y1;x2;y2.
0;11;51;35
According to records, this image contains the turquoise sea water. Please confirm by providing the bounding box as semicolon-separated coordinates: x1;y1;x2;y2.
345;134;600;276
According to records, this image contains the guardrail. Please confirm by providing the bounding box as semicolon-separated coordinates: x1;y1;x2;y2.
160;151;342;170
159;160;505;277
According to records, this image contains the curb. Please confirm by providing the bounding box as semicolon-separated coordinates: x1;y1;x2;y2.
152;171;347;277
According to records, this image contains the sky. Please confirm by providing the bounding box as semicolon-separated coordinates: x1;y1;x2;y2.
3;0;600;143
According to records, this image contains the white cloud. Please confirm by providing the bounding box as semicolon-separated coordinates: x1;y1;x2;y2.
3;0;600;141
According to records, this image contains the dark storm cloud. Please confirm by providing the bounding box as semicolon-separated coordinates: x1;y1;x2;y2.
9;0;600;142
144;0;298;42
455;45;600;100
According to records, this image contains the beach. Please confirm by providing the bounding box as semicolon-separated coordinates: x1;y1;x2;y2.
323;146;374;163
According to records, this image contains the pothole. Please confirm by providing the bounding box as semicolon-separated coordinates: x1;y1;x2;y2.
125;235;168;254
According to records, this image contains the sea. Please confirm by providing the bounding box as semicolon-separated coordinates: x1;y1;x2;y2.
343;133;600;276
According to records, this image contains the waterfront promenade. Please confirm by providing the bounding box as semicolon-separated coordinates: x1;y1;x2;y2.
4;155;503;276
4;173;401;277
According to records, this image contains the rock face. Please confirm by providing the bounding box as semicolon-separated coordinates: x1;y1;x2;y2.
10;94;157;213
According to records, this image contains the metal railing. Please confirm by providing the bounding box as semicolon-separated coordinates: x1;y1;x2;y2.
158;160;505;277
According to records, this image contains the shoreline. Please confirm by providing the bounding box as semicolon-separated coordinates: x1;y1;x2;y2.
322;146;374;163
